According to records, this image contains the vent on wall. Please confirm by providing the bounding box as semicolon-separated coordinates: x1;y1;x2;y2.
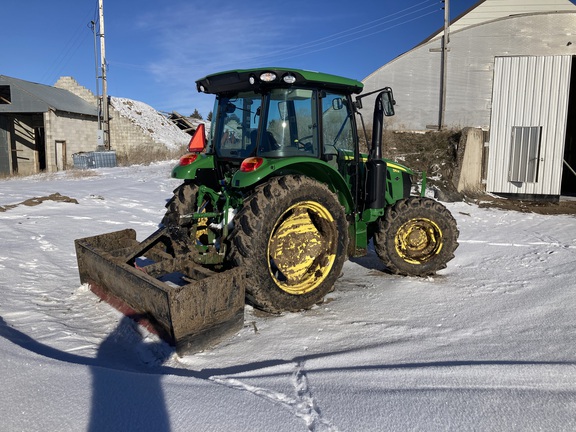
508;126;542;183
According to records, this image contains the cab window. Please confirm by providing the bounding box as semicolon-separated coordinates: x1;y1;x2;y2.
215;92;262;159
321;92;354;154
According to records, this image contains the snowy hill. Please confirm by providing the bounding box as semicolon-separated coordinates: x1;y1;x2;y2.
110;97;191;150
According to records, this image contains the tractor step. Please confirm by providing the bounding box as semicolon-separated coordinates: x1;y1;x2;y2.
74;228;246;354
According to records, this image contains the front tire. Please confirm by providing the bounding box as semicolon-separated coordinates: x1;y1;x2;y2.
374;197;459;276
229;175;348;313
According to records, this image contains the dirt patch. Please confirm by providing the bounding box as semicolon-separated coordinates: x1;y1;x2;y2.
472;195;576;215
384;129;576;215
382;129;463;202
0;193;78;212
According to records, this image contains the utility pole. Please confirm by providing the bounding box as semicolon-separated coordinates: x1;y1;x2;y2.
98;0;110;150
439;0;450;130
90;21;101;132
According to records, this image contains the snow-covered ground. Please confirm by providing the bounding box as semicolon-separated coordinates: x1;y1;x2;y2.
1;161;575;431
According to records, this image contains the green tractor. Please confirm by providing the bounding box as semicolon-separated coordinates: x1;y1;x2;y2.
75;67;458;352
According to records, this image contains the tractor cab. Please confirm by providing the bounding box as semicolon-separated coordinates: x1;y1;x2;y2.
206;86;357;167
190;68;362;170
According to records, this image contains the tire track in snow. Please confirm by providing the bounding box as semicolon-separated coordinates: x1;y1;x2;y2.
459;239;576;249
530;231;576;254
211;360;339;431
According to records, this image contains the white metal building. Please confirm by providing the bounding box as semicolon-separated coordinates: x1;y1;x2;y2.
363;0;576;197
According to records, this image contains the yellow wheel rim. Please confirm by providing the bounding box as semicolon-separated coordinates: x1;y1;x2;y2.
267;201;337;295
395;218;443;264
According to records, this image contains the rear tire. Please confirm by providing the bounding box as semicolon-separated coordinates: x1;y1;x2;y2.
374;197;459;276
161;183;207;251
162;183;198;230
229;175;348;313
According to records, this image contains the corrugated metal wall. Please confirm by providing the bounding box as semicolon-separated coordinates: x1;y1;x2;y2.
486;55;572;195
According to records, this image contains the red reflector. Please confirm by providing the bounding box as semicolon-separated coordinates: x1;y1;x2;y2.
179;153;199;166
188;123;206;152
240;157;264;172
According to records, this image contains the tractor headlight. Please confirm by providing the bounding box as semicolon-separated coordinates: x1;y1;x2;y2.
259;72;277;82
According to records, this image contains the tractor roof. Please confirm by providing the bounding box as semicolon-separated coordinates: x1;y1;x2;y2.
196;67;364;96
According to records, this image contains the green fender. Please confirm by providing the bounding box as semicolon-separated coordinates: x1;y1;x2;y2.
170;153;215;179
231;157;355;214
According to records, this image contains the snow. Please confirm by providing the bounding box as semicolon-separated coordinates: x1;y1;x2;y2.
110;97;191;150
1;161;576;431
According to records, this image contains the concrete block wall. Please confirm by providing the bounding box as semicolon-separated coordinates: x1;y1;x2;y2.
54;77;98;105
44;110;98;172
108;110;157;157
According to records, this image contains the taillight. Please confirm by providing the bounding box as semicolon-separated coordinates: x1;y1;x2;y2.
179;153;199;166
240;157;264;172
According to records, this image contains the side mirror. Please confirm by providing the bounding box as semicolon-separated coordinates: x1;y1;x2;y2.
332;98;343;110
188;123;206;152
382;88;395;116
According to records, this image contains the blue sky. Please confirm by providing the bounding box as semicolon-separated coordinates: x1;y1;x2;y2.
3;0;481;117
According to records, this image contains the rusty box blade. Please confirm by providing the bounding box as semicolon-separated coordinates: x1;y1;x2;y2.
74;228;246;354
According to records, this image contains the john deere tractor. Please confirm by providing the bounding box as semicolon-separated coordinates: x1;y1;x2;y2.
75;67;459;352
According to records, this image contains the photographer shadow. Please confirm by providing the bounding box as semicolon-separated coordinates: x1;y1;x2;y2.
0;315;173;432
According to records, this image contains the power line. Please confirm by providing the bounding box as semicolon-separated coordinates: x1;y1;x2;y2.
230;1;442;65
273;10;440;64
265;0;440;58
41;5;96;85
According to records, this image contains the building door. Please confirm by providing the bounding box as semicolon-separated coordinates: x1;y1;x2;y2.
486;56;572;197
35;127;46;171
561;57;576;196
55;140;66;171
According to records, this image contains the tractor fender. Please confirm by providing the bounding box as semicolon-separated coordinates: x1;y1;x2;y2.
170;153;216;180
232;157;355;213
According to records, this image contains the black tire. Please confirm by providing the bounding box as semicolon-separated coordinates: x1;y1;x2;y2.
161;183;207;251
374;197;459;276
229;175;349;313
162;183;198;230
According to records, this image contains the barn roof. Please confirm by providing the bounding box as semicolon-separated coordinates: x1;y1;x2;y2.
0;75;97;116
430;0;576;40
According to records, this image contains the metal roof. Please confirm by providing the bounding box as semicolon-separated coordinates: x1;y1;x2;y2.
0;75;97;116
445;0;576;35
